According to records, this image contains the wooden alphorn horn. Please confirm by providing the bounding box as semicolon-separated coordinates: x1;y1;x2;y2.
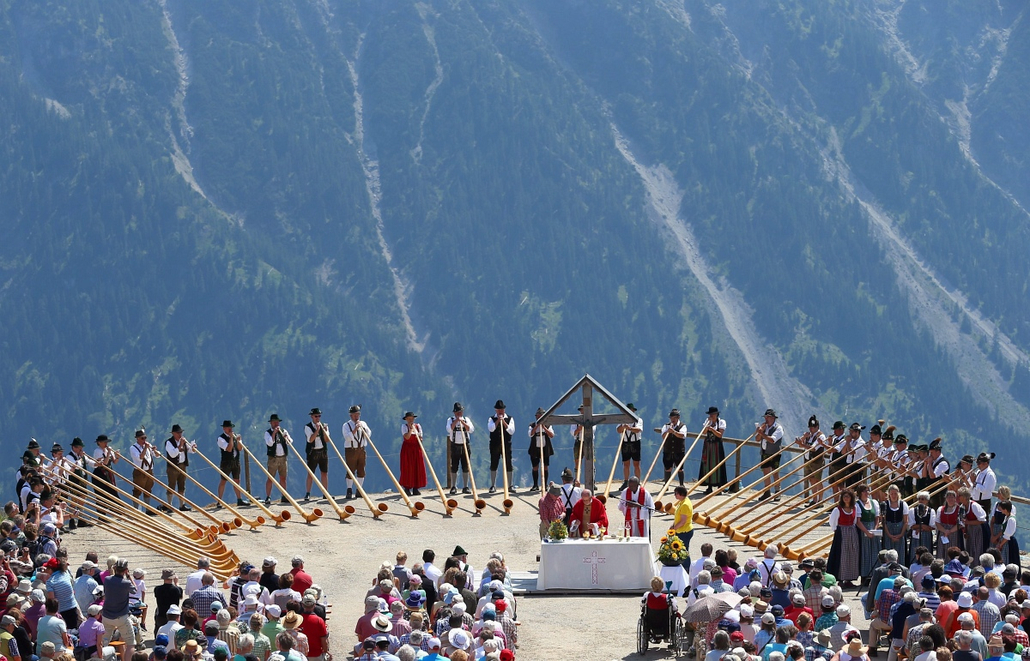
418;437;456;516
692;450;785;527
706;447;827;525
685;430;756;502
599;425;628;504
49;462;215;540
154;451;274;529
365;433;424;517
324;435;386;518
127;456;241;533
654;421;708;511
461;440;486;515
75;509;238;578
575;426;586;486
73;481;235;561
498;419;513;515
190;447;294;526
240;442;344;521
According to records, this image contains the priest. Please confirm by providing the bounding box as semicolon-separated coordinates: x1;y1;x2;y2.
569;489;608;537
618;475;654;537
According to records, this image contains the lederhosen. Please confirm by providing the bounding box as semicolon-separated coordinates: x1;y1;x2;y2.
620;425;642;464
489;415;513;471
165;437;189;497
219;432;241;478
449;418;471;473
304;423;329;472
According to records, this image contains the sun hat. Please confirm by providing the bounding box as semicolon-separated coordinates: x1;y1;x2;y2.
448;629;471;650
166;604;182;616
957;592;974;608
161;569;176;580
266;605;281;618
372;615;392;633
282;611;302;630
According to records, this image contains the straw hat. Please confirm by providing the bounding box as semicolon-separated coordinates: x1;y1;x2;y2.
281;611;302;630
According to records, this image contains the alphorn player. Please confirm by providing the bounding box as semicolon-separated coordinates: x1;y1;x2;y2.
755;408;783;502
399;411;426;497
129;429;157;512
659;409;688;487
487;400;515;494
795;416;826;506
927;438;949;509
615;403;642;491
67;437;93;528
216;419;245;507
164;424;194;511
527;408;555;493
264;414;293;506
571;405;595;482
843;422;867;489
697;406;727;495
446;402;475;496
826;421;848;498
92;434;120;519
341;405;370;500
303;408;331;502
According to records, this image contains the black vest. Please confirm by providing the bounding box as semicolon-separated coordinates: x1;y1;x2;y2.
489;415;511;445
220;433;239;460
267;428;287;458
166;437;189;467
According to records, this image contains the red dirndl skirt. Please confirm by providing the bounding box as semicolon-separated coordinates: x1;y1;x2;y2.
399;438;427;489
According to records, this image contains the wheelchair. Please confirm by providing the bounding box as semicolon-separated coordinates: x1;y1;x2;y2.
637;599;685;655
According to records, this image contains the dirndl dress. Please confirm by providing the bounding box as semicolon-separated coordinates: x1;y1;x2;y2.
962;506;989;566
698;430;727;487
909;503;935;563
936;505;962;559
857;499;881;577
991;515;1021;567
881;501;908;563
828;506;861;582
399;427;427;490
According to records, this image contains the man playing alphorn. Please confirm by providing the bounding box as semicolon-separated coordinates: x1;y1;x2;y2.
164;424;193;511
487;399;515;494
446;402;475;496
129;429;157;512
264;414;293;506
341;405;370;500
527;408;554;493
303;408;331;502
616;403;643;491
755;408;783;502
216;420;245;507
660;409;688;488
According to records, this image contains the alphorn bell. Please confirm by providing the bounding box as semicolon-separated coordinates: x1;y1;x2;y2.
461;440;486;515
154;451;274;529
127;456;241;533
365;428;424;517
238;442;341;521
417;436;456;516
47;462;215;540
654;420;708;512
211;444;322;524
191;447;297;526
323;435;387;518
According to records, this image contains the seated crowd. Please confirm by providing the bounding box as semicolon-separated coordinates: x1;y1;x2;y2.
668;541;1029;661
351;548;518;661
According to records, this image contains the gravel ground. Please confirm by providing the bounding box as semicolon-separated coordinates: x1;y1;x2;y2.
61;489;870;660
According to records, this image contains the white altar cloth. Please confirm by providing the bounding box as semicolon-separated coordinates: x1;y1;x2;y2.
536;538;653;590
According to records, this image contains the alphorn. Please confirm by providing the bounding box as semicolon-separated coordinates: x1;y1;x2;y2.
461;440;486;515
692;448;787;522
190;447;293;527
707;452;861;554
199;445;322;524
704;445;828;524
324;435;387;519
366;432;424;517
599;425;628;504
686;430;756;499
240;442;343;521
575;426;586;486
126;456;241;533
654;420;709;511
47;462;214;540
641;428;669;487
418;437;457;516
75;509;238;578
155;451;274;529
498;419;513;515
66;479;235;562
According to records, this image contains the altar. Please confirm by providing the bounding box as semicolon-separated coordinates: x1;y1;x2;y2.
536;538;654;591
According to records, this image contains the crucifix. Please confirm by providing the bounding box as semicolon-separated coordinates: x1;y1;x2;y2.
536;374;637;491
582;550;607;586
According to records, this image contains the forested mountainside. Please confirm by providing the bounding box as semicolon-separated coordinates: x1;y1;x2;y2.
1;0;1028;496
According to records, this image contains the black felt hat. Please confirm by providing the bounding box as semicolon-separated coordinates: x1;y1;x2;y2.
669;409;681;417
627;403;638;412
403;411;418;419
349;405;361;414
833;421;845;430
308;408;321;416
71;437;84;448
808;416;819;428
870;424;882;435
221;420;235;428
494;400;506;409
27;439;40;450
96;434;110;443
707;406;719;415
171;424;184;433
764;409;777;418
268;414;281;422
453;402;464;413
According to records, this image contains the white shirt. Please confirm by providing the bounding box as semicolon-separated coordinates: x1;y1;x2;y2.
995;516;1017;541
971;467;996;501
758;423;783;452
165;436;192;463
963;501;987;523
703;417;727;436
129;442;153;470
304;423;326;451
931;456;950;477
264;427;292;457
423;562;442;587
402;422;422;440
688;555;710;583
528;422;554;449
487;415;515;437
907;503;935;529
829;433;848;454
216;433;239;454
342;419;371;449
559;483;582;509
846;436;866;464
185;569;207;597
619;417;643;444
93;446;115;465
618;486;654;536
157;620;183;642
446;416;475;444
757;558;780;586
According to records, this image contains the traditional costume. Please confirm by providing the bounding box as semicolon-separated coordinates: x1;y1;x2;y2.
129;430;156;510
856;497;881;577
446;404;475;495
971;455;996;513
527;410;554;492
570;494;608;537
828;504;860;583
935;501;962;558
698;407;727;489
618;482;654;537
399;414;426;495
660;410;688;486
961;500;989;565
164;425;192;509
907;502;935;564
881;499;908;563
487;401;515;493
990;509;1020;567
342;405;370;499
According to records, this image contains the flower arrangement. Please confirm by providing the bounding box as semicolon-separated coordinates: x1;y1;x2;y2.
546;520;569;541
657;529;686;565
